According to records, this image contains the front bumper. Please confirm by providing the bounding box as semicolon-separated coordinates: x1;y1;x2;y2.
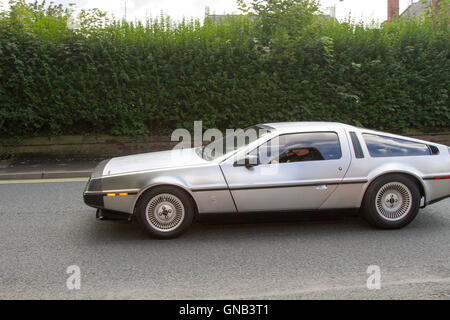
83;159;138;215
83;192;105;209
84;178;139;218
96;209;132;223
83;159;109;209
83;159;108;209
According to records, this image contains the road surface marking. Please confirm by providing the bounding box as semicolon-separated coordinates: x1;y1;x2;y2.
0;178;89;184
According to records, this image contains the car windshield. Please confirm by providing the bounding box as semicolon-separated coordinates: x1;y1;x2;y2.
199;125;271;161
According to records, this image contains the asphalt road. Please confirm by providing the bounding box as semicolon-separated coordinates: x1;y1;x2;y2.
0;180;449;300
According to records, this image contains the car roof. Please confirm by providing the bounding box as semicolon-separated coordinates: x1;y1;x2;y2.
259;122;442;147
260;121;355;132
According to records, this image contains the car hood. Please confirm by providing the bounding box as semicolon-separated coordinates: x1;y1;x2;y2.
102;148;208;176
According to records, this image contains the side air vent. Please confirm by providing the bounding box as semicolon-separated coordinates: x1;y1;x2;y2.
428;145;440;155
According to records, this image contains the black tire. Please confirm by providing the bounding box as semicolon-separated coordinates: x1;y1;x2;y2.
362;174;421;229
135;186;194;239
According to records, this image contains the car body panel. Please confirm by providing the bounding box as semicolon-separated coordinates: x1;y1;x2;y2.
102;148;208;176
83;122;450;216
219;126;352;212
93;162;235;214
342;129;450;205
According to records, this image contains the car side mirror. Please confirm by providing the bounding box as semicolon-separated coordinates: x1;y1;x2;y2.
234;154;259;168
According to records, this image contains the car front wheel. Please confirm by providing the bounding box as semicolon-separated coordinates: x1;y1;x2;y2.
362;174;421;229
136;186;194;239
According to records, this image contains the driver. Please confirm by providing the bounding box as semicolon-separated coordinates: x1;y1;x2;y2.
285;149;310;162
282;143;311;163
272;142;319;163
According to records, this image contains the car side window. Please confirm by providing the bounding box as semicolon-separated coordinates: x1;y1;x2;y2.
362;133;431;157
257;132;342;165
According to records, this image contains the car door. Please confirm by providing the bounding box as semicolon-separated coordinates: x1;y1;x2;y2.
220;129;352;212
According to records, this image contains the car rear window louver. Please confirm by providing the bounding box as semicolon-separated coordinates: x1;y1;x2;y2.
428;145;440;155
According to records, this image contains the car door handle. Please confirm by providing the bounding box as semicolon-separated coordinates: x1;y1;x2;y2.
316;185;328;190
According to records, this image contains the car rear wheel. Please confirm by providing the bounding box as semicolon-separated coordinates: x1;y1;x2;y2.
136;186;194;239
362;174;420;229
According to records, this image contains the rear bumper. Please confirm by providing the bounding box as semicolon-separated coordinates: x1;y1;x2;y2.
424;178;450;207
426;194;450;206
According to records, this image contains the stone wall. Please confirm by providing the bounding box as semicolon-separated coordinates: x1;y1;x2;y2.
1;131;449;159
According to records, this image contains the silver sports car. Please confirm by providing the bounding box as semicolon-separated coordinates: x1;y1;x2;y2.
83;122;450;238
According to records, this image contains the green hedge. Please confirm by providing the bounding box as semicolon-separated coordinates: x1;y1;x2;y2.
0;0;449;138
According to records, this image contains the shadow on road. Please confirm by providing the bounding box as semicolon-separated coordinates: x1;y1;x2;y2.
82;209;367;243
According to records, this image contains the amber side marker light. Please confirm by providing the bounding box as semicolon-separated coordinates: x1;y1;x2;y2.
106;192;129;197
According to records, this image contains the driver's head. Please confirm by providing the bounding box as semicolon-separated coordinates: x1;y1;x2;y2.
285;142;310;156
291;148;310;157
